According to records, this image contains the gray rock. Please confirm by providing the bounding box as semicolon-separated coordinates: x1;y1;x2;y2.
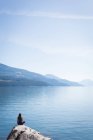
7;125;52;140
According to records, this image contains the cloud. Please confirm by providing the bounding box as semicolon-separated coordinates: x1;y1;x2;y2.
7;35;93;57
0;10;93;20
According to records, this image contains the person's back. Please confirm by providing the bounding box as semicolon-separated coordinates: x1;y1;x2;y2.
17;113;25;125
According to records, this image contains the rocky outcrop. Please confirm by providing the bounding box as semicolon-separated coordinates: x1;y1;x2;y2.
7;125;52;140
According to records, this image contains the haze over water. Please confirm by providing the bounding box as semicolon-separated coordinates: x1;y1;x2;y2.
0;86;93;140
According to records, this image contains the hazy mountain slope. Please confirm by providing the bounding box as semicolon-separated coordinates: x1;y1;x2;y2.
0;63;80;86
80;79;93;86
46;74;80;86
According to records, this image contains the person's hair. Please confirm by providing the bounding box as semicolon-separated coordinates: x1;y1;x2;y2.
19;113;21;116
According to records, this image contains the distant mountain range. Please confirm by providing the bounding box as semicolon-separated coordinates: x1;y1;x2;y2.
80;79;93;86
0;63;81;86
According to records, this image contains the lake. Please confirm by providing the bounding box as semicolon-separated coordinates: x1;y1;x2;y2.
0;86;93;140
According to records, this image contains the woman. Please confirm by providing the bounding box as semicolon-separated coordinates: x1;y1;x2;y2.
17;113;25;125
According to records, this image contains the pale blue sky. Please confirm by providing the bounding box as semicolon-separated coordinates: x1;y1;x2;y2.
0;0;93;81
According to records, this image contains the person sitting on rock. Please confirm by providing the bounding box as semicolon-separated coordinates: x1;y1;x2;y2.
17;113;25;125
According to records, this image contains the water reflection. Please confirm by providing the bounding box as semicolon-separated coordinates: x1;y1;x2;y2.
0;86;93;140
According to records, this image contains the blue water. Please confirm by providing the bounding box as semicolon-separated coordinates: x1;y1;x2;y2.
0;86;93;140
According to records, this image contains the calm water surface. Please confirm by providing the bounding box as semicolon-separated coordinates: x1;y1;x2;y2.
0;86;93;140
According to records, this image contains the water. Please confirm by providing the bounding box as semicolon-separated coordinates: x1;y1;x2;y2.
0;86;93;140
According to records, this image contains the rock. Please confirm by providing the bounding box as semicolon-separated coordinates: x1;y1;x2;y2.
7;125;52;140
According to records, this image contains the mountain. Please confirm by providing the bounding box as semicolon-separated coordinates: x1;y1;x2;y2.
0;63;80;86
80;79;93;86
46;74;80;86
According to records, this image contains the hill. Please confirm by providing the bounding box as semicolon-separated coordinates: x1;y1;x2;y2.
0;63;80;86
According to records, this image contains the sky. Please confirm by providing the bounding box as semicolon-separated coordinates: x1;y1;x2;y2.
0;0;93;81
